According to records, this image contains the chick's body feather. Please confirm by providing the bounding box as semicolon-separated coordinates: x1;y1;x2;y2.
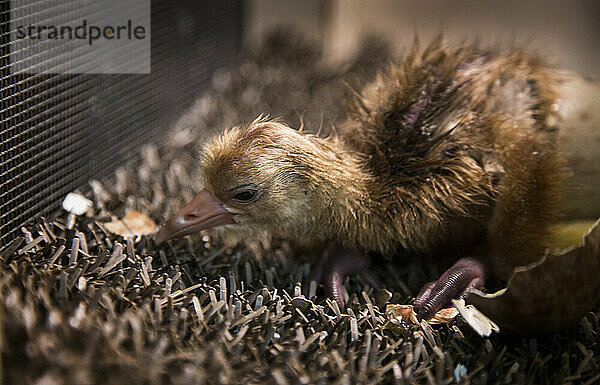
336;43;566;278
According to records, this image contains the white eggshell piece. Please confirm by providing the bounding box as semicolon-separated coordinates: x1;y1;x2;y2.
62;193;93;215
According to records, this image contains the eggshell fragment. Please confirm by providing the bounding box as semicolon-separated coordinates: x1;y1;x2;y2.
429;306;459;324
452;299;499;337
62;193;93;215
386;304;419;325
384;304;460;336
103;210;157;238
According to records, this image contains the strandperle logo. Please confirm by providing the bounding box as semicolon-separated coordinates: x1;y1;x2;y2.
15;19;147;46
10;0;150;74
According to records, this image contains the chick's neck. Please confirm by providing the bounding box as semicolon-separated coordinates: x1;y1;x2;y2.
299;135;384;250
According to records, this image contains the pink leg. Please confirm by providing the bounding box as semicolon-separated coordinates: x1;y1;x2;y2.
414;257;485;319
308;247;371;309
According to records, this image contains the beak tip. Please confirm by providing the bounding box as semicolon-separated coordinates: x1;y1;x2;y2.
153;225;171;245
154;188;234;244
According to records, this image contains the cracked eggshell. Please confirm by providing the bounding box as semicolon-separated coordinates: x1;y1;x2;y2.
468;219;600;334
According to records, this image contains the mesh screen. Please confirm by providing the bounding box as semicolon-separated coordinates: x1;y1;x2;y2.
0;0;242;244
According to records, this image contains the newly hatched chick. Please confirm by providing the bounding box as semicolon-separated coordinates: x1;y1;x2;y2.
155;42;566;318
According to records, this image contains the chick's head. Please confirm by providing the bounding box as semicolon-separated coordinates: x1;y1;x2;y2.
155;119;321;243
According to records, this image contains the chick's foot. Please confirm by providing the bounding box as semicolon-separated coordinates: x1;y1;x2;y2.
307;247;373;310
414;257;485;319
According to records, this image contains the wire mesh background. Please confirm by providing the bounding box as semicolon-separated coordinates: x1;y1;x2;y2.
0;0;242;244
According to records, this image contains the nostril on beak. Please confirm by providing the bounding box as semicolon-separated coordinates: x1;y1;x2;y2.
183;214;198;222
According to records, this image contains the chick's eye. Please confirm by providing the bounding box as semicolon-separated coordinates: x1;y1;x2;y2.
233;190;256;202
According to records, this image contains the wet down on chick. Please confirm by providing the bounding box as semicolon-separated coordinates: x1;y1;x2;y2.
155;41;569;319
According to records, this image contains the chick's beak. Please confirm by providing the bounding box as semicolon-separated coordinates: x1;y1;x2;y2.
154;188;235;244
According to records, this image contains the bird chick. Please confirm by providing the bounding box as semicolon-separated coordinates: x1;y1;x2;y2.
156;42;566;318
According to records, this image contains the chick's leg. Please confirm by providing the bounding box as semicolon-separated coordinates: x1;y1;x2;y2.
414;257;485;319
308;247;372;310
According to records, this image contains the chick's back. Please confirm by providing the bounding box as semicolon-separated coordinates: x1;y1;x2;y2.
339;42;566;279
